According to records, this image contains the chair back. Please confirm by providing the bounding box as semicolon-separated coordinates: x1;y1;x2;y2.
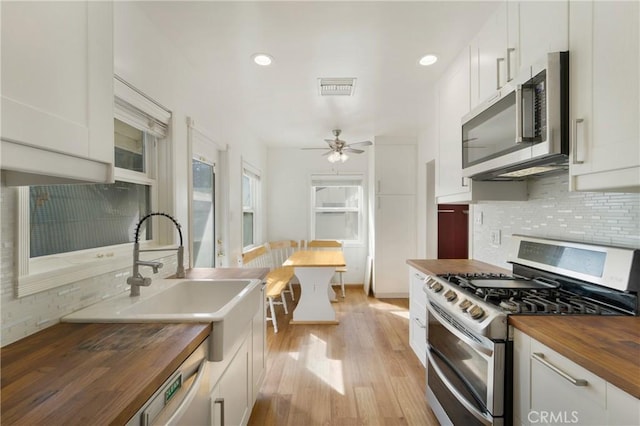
241;245;272;268
267;240;299;266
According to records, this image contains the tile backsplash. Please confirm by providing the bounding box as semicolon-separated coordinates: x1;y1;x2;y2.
473;174;640;269
1;186;176;346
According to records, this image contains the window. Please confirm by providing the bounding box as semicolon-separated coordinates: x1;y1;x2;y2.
17;79;171;297
242;165;261;249
311;175;363;243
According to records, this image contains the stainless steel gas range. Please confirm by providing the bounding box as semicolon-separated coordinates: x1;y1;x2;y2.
423;235;639;426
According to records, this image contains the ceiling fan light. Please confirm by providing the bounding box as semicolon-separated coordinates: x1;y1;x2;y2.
327;152;341;163
340;153;349;162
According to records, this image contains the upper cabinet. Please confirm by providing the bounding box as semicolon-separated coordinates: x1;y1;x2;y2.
1;1;114;186
569;0;640;192
436;48;527;204
470;1;568;109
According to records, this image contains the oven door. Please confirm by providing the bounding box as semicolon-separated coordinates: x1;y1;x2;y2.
426;301;505;425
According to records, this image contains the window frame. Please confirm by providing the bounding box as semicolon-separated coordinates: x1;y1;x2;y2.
310;174;364;246
242;162;261;250
15;81;171;298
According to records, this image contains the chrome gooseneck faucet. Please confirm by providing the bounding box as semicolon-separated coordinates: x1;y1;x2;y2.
126;212;186;296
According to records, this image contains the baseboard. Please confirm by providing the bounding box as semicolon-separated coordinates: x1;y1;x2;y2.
372;292;409;298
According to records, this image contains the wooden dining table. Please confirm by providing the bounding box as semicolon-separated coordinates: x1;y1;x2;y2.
283;250;346;324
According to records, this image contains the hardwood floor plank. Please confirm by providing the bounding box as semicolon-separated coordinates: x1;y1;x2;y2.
249;287;438;426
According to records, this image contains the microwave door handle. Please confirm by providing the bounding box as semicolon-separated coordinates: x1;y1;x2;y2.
515;84;523;143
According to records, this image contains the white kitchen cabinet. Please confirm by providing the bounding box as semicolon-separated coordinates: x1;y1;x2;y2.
517;1;568;77
569;0;640;192
1;1;114;185
374;194;416;297
607;383;640;426
251;284;266;403
375;144;416;195
210;334;251;426
408;267;427;366
436;47;527;204
470;2;508;106
513;329;640;426
372;143;417;298
471;1;568;108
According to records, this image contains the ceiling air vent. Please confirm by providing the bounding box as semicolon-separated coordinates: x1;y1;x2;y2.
318;78;356;96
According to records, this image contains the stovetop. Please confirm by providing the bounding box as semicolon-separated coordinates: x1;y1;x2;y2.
436;271;632;316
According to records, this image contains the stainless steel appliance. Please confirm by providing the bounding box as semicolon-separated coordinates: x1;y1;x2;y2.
462;52;569;181
423;235;639;425
126;337;211;426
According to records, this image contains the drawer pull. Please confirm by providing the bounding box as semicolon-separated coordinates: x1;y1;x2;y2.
531;352;588;386
414;317;426;329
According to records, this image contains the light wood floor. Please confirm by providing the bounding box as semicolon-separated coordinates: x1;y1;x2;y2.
248;286;439;426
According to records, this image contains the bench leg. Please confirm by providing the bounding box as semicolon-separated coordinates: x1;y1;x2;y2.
281;292;288;315
339;272;345;298
288;282;295;301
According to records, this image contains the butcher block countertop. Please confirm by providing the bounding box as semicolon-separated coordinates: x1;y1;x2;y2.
510;316;640;399
1;322;210;425
407;258;640;400
406;258;511;275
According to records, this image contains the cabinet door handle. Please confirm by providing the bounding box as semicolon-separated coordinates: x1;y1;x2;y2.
414;317;427;329
377;179;381;194
506;48;516;81
214;397;225;425
531;353;588;386
572;118;585;164
496;57;505;89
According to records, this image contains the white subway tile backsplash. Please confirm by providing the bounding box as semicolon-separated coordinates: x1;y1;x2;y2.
473;174;640;269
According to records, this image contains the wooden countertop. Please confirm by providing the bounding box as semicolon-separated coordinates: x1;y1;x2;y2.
510;316;640;399
406;258;511;275
1;322;210;425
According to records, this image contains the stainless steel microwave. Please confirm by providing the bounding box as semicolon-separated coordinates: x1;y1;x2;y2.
462;51;569;180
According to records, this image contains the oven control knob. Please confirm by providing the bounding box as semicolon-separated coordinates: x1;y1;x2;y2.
429;281;443;293
469;305;485;320
459;299;472;311
444;289;457;302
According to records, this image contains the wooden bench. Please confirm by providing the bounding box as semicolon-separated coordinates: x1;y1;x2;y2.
267;240;300;301
242;244;294;333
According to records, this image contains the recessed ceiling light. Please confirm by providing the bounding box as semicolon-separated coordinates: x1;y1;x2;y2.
252;53;273;66
419;54;438;66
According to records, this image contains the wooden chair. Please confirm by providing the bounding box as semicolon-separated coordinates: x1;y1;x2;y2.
305;239;346;298
242;245;293;333
267;240;299;301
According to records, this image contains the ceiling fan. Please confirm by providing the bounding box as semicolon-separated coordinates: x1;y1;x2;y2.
303;129;373;163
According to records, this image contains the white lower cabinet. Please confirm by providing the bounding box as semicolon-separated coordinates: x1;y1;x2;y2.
513;329;640;426
210;334;251;426
408;267;427;367
251;285;266;402
208;286;265;426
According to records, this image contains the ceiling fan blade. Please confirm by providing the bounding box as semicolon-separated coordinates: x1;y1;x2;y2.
321;150;334;156
346;140;373;147
344;147;364;154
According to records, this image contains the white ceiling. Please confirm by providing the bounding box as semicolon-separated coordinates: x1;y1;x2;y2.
136;1;500;148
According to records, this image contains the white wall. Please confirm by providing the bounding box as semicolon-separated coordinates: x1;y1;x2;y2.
266;147;369;284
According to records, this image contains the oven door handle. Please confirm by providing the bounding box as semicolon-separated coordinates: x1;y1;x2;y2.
426;302;494;359
427;348;493;425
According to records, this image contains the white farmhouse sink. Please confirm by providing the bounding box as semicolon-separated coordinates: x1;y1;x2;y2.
62;278;262;361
